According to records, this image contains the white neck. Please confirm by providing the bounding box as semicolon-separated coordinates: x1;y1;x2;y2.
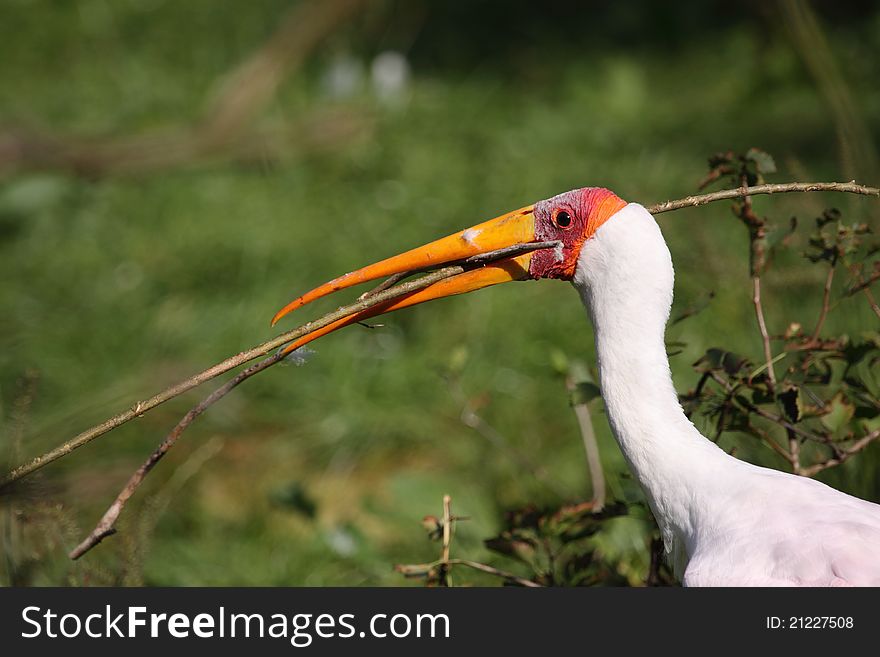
572;203;737;570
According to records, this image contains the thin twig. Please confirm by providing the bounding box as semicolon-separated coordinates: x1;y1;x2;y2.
810;266;835;343
395;559;541;588
358;272;408;300
396;495;538;587
446;559;541;587
438;494;452;587
565;377;605;510
751;276;777;390
799;429;880;477
4;182;877;486
645;181;878;215
69;353;283;559
441;494;452;564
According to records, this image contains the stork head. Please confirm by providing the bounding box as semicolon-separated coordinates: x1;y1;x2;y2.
272;187;627;352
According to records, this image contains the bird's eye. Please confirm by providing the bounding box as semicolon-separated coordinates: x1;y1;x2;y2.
554;210;572;228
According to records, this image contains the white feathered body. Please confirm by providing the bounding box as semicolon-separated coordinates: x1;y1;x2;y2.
573;203;880;586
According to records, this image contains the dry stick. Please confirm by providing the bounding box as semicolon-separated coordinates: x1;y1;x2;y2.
68;244;559;558
69;353;283;559
643;181;878;214
3;181;878;488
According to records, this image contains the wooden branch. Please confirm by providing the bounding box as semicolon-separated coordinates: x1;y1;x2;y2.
645;181;878;215
69;353;283;559
3;242;559;488
3;182;878;488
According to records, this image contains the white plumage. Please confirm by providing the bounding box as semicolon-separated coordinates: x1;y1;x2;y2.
575;203;880;585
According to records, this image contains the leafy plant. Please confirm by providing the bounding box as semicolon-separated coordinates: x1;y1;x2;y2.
683;149;880;476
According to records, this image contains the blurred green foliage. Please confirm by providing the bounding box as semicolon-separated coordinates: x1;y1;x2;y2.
0;0;878;586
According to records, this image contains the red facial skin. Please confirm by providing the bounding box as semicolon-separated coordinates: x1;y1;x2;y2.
529;187;627;280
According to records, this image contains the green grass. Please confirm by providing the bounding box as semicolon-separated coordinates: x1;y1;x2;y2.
1;1;878;586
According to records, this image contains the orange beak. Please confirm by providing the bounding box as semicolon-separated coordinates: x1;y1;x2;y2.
271;205;544;354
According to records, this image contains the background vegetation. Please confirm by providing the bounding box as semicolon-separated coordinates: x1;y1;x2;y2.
1;0;878;586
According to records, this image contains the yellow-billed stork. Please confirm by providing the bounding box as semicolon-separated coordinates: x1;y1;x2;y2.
272;188;880;586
